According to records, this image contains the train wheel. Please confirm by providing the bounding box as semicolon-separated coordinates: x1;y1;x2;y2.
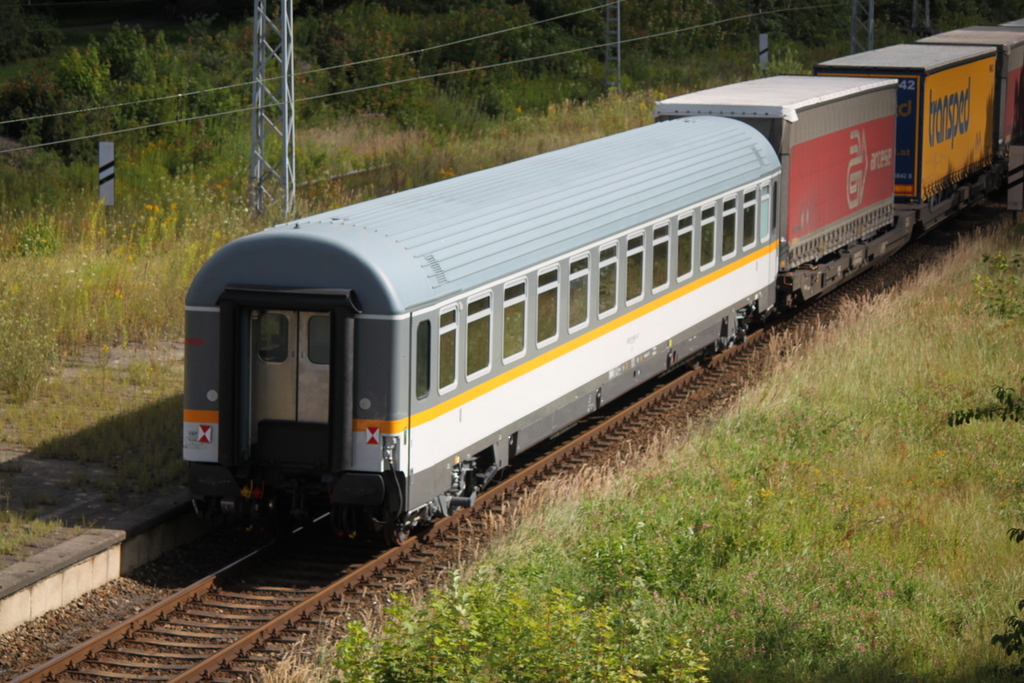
331;504;362;539
384;511;411;546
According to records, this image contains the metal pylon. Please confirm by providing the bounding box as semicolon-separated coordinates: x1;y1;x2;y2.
604;0;621;92
849;0;874;54
911;0;931;34
250;0;295;218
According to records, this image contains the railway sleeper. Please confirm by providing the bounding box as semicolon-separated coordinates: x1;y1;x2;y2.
92;658;191;671
115;648;208;660
214;591;306;602
242;578;316;588
240;585;317;593
165;621;253;632
130;636;224;649
203;599;278;609
76;669;168;681
184;610;271;620
145;627;232;639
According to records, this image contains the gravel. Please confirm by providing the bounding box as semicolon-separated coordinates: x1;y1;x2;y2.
0;526;268;680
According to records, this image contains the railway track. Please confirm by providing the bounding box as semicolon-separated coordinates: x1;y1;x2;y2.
10;204;1012;683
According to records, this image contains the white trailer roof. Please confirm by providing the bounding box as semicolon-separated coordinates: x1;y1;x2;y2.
654;75;897;122
817;43;996;73
918;26;1024;49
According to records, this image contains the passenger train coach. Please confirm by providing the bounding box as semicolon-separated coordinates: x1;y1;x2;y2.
184;116;781;540
185;22;1024;541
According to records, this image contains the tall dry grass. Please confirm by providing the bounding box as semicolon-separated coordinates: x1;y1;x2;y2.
273;222;1024;683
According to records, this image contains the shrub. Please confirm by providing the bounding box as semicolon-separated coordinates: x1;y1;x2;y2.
0;303;59;403
331;574;709;683
973;252;1024;319
55;47;109;103
0;2;62;65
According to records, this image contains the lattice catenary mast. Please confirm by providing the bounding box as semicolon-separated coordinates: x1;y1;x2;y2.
250;0;295;218
849;0;874;54
605;0;621;92
911;0;931;34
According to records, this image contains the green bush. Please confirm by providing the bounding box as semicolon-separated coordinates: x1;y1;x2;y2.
0;303;59;403
0;2;62;65
973;252;1024;319
55;46;109;103
13;219;61;257
332;575;709;683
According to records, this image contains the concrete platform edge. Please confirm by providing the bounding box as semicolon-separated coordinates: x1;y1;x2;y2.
0;501;215;635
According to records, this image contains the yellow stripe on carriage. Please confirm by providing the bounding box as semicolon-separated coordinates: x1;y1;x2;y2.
405;240;778;430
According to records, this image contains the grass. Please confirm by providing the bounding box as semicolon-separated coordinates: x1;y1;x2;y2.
0;507;63;557
0;88;661;381
263;222;1024;682
3;359;184;494
0;89;669;561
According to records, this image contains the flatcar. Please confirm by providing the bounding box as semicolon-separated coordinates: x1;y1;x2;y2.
655;75;909;304
184;115;781;541
815;43;1004;230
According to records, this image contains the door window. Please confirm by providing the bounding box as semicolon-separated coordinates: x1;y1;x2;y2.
258;313;289;363
416;320;430;399
307;315;330;365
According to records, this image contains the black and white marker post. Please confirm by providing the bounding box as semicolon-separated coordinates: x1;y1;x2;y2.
99;141;114;207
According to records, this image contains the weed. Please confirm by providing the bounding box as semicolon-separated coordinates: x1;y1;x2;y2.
949;377;1024;425
331;573;709;683
448;224;1024;682
20;486;56;508
973;252;1024;319
0;304;59;403
13;219;61;256
0;513;62;556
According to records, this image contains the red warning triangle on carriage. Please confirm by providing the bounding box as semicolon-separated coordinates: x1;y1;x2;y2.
366;426;380;445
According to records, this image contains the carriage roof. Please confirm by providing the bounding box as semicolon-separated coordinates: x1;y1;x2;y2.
187;115;779;314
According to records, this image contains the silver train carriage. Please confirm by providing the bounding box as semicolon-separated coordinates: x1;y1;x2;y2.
183;115;782;540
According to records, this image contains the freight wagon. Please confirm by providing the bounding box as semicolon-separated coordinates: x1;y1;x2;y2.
815;44;1000;230
917;26;1024;153
654;76;908;303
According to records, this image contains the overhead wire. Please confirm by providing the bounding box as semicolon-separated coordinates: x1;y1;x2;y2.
0;2;845;155
0;2;614;128
0;0;192;6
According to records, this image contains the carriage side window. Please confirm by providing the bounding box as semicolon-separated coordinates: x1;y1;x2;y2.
467;294;491;378
626;233;645;304
438;308;458;392
652;224;669;292
760;184;771;241
721;197;737;259
598;244;618;317
568;255;589;331
700;206;716;269
416;320;430;399
743;189;757;248
537;267;559;346
258;312;289;363
503;282;526;362
308;315;331;365
761;181;774;242
677;214;693;280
